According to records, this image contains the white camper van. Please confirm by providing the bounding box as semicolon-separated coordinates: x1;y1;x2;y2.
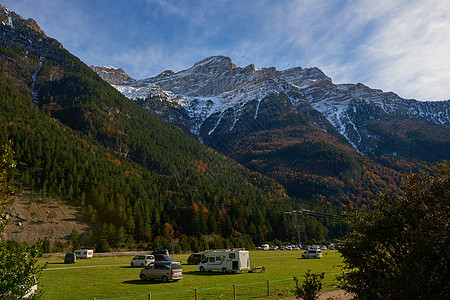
198;250;250;273
74;249;94;259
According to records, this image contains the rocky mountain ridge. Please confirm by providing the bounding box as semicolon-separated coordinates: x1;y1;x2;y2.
0;4;63;57
105;56;449;158
90;65;135;85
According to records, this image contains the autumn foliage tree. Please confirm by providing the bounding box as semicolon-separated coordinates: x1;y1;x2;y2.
339;161;450;299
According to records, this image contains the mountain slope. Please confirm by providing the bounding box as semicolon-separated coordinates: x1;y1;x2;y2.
112;56;449;161
0;5;302;247
107;56;449;203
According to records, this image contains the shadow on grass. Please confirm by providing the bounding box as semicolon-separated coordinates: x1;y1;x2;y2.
184;270;244;277
47;262;68;265
123;280;177;285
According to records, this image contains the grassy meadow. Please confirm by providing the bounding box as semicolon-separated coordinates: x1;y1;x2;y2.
38;250;344;299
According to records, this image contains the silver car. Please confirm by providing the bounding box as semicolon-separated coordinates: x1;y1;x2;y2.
140;261;183;283
301;249;323;259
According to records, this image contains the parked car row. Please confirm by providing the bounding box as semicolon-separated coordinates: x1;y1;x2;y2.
258;244;302;250
257;243;335;251
63;246;330;287
304;244;335;250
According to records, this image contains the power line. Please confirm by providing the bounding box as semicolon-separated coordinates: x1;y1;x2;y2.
286;209;343;221
285;208;344;244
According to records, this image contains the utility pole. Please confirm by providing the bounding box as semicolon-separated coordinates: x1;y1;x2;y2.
285;208;343;245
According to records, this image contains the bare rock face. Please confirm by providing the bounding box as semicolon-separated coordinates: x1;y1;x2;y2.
112;55;450;162
90;65;135;85
0;4;63;57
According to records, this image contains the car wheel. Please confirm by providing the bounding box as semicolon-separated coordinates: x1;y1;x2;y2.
200;266;205;272
131;263;134;267
162;275;169;283
141;263;144;267
222;268;227;274
140;274;146;281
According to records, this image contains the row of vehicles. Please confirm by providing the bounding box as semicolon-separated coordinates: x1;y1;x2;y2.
259;243;303;250
136;250;251;282
258;244;335;251
130;249;176;267
257;244;335;259
67;247;327;285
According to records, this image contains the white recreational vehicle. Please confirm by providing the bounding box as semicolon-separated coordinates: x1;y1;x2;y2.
74;249;94;259
198;250;250;273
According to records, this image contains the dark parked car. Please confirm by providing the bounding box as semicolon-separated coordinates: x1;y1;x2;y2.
153;254;175;262
152;249;169;255
187;253;206;265
64;252;76;264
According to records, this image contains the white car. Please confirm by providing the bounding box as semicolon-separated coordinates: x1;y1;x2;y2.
24;281;37;299
2;276;37;299
130;255;155;267
259;244;270;250
301;249;323;259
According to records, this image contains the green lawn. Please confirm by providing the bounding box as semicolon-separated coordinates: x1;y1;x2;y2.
38;250;343;299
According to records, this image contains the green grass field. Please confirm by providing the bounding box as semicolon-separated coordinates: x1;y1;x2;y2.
38;250;344;299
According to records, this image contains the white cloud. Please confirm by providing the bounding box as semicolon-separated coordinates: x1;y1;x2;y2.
355;1;450;100
232;0;450;101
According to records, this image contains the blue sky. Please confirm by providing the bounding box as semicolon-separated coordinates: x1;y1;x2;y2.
3;0;450;101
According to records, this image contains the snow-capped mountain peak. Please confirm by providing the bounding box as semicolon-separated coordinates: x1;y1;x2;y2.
106;57;449;155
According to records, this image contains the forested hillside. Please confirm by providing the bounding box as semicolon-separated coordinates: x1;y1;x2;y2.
108;56;447;208
0;6;352;251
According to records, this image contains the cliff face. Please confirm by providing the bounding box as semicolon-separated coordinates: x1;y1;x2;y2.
0;4;62;57
90;65;135;85
111;56;449;201
114;55;449;159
